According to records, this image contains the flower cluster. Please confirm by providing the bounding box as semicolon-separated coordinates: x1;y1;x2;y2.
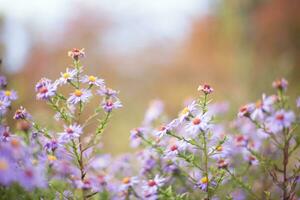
0;50;299;200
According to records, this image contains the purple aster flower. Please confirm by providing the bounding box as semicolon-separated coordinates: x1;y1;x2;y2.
164;140;187;160
120;176;139;191
155;119;180;138
130;128;144;148
18;164;47;191
58;68;77;85
0;76;7;88
238;104;255;118
0;97;10;115
0;157;15;186
13;106;31;120
250;94;277;121
296;97;300;108
81;75;105;87
97;87;119;98
178;101;199;123
67;89;92;105
44;138;60;152
0;89;18;101
102;99;122;112
58;124;83;143
142;175;165;196
0;126;11;142
186;113;211;137
266;109;295;133
272;78;288;91
35;78;57;100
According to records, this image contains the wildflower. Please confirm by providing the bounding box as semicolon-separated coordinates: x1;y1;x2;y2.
0;126;11;142
67;89;92;105
234;135;248;147
272;78;288;91
35;78;57;100
58;68;77;85
120;176;139;191
59;124;83;143
186;113;210;137
14;106;30;120
217;158;229;169
266;109;295;133
198;84;214;95
68;48;85;61
0;157;14;186
250;95;277;121
0;76;7;88
178;101;198;122
0;97;10;115
102;99;122;112
18;164;47;191
44;139;59;152
81;75;105;87
164;140;188;159
130;128;144;148
142;175;165;195
97;87;119;98
238;104;255;118
195;176;209;191
0;90;17;101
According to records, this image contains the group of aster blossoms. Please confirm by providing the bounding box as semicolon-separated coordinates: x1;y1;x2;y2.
0;48;300;200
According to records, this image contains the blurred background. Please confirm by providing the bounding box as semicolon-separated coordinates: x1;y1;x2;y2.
0;0;299;154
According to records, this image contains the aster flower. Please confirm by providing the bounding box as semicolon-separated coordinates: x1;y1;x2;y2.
238;104;255;118
0;126;11;142
44;138;60;152
68;48;85;61
178;101;198;122
58;124;83;143
0;157;15;186
0;76;7;88
102;99;122;112
185;113;211;137
164;140;188;160
67;89;92;105
155;119;180;138
250;94;277;121
58;68;77;85
143;100;164;125
35;78;57;100
97;87;119;98
266;110;295;133
120;176;139;191
0;89;18;101
81;75;105;87
13;106;31;120
272;78;288;91
130;128;145;148
142;175;165;195
0;97;10;115
18;164;47;191
198;84;214;94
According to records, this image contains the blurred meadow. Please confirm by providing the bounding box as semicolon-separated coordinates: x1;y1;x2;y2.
0;0;299;154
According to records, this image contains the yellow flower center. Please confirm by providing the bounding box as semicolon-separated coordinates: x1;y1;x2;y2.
47;155;57;161
200;177;208;184
0;159;8;171
122;177;130;184
216;145;223;151
74;89;83;97
32;159;38;165
63;73;70;79
88;76;96;82
4;90;11;96
180;107;189;116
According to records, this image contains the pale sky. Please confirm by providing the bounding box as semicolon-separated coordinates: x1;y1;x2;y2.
0;0;213;73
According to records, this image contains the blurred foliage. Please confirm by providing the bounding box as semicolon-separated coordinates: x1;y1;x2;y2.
0;0;299;154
